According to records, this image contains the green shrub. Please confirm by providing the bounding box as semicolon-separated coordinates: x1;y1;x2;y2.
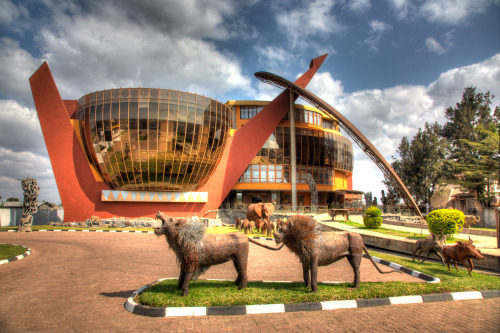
363;206;383;228
426;209;465;237
364;206;382;217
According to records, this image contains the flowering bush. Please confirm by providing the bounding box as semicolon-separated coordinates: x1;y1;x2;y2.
426;209;465;237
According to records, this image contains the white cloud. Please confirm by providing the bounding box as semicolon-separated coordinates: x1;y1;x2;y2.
0;147;58;203
307;72;345;107
0;99;59;202
363;20;392;52
0;38;41;105
369;20;392;33
276;0;343;48
420;0;492;25
253;45;291;72
388;0;498;25
427;53;500;111
425;37;446;55
33;1;254;101
345;0;371;12
386;0;416;20
0;0;255;106
0;100;46;154
44;0;247;41
0;0;28;26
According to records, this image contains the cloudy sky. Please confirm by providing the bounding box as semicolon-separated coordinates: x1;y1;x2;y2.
0;0;499;204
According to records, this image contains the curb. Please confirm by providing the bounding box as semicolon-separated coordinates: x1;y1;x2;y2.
124;253;443;317
0;244;31;265
366;254;440;283
125;279;500;317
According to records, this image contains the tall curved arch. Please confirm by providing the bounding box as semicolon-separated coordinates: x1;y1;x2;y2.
255;71;423;219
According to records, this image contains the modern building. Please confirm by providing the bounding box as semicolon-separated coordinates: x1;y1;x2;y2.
225;100;357;207
30;54;417;221
75;91;357;209
76;88;232;193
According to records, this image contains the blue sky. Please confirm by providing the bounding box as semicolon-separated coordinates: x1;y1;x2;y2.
0;0;499;204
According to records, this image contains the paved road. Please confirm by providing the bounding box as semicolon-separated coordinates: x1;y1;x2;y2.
0;231;498;332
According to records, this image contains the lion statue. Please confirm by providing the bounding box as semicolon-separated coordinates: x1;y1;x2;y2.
155;211;249;296
273;215;394;292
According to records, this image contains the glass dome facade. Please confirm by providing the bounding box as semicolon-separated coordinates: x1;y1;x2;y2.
76;88;231;191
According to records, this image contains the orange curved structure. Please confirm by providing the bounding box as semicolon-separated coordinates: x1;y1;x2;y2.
255;71;423;218
29;55;327;221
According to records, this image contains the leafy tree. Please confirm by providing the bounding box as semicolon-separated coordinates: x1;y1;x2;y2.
384;122;448;206
364;192;372;206
441;87;500;206
380;190;388;205
450;125;499;206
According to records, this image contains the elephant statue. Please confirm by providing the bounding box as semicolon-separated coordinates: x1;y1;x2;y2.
246;203;274;231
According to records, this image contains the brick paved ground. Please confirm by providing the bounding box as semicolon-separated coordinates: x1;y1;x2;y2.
0;231;498;332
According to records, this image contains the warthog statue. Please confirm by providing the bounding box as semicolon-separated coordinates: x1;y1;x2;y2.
272;215;394;292
442;237;485;276
155;211;249;296
412;233;446;265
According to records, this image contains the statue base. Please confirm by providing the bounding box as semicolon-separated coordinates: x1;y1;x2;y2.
18;226;32;232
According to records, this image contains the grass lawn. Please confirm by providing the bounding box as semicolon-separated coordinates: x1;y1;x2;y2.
136;249;500;308
0;244;28;260
338;220;467;243
469;226;497;232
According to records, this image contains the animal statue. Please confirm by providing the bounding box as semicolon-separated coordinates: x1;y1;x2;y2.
463;215;479;228
272;215;394;292
412;233;446;265
89;215;103;227
155;211;249;296
243;219;254;234
246;203;274;231
235;217;243;230
254;218;266;234
264;220;275;237
441;237;485;276
18;177;40;231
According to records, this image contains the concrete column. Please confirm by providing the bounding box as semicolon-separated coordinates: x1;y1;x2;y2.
289;91;297;211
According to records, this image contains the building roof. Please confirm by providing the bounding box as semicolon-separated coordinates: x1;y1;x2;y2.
2;201;23;208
